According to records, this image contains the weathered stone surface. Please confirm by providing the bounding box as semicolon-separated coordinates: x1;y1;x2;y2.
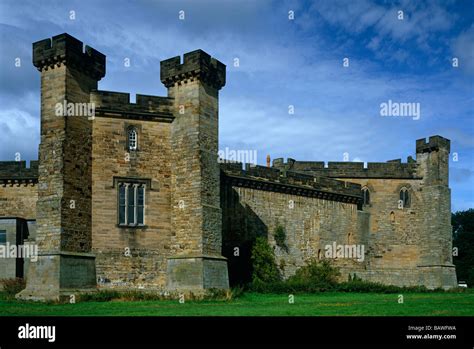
167;256;229;290
17;33;102;301
0;34;456;298
91;114;173;290
164;52;229;290
226;136;456;288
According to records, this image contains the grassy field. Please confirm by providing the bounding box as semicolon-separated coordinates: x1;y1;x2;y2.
1;291;473;316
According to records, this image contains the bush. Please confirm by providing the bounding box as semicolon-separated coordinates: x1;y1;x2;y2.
274;225;288;252
452;209;474;287
251;236;281;284
249;258;340;293
247;258;452;294
288;259;340;287
1;278;26;298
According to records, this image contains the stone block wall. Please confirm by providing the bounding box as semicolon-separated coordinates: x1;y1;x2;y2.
0;32;456;296
161;50;229;290
91;115;173;289
0;161;38;220
267;135;456;288
18;33;105;301
221;179;368;284
0;184;37;220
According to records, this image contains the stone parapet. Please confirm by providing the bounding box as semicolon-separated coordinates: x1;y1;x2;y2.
90;90;174;121
273;159;419;179
221;162;363;205
33;33;105;80
160;49;225;89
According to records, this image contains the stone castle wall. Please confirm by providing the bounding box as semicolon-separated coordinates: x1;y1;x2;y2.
221;183;369;284
0;33;457;297
161;50;229;290
219;136;456;288
17;33;105;301
0;161;38;220
91;113;174;289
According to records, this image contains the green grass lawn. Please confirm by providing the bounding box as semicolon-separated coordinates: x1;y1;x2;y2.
1;292;473;316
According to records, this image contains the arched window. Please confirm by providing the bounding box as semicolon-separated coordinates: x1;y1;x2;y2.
128;128;137;151
399;188;410;208
362;187;370;205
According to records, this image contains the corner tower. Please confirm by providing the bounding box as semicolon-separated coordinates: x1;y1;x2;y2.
161;50;229;290
18;34;105;301
416;136;457;288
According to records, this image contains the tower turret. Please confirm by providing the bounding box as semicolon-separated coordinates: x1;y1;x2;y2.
415;136;456;288
161;50;229;290
18;34;105;301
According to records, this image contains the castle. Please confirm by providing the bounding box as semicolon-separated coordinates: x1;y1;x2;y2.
0;34;456;301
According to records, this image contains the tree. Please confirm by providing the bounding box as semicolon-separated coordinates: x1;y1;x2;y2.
452;209;474;287
251;236;281;284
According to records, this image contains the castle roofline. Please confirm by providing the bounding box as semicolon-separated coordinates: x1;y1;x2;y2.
90;90;174;122
220;162;363;205
0;161;38;184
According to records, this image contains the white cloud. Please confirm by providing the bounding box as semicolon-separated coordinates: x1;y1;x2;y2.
452;25;474;76
0;108;39;161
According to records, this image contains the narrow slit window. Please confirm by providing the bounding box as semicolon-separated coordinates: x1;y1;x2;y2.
127;185;136;225
362;187;370;205
119;185;126;225
400;188;410;208
137;185;145;225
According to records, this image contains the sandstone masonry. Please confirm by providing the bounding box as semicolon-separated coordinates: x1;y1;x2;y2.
0;34;456;300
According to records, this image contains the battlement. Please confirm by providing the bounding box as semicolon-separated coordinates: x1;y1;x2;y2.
0;161;38;185
33;33;105;80
160;49;226;89
272;159;419;179
90;90;174;121
221;162;363;204
272;135;450;179
416;135;450;153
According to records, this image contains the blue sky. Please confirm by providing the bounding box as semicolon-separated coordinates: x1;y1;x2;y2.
0;0;473;211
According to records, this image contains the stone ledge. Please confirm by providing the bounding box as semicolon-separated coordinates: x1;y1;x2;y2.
222;171;362;205
37;251;95;258
168;254;227;261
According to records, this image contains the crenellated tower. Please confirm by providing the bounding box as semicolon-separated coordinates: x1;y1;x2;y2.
161;50;229;290
415;136;457;288
18;34;105;301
